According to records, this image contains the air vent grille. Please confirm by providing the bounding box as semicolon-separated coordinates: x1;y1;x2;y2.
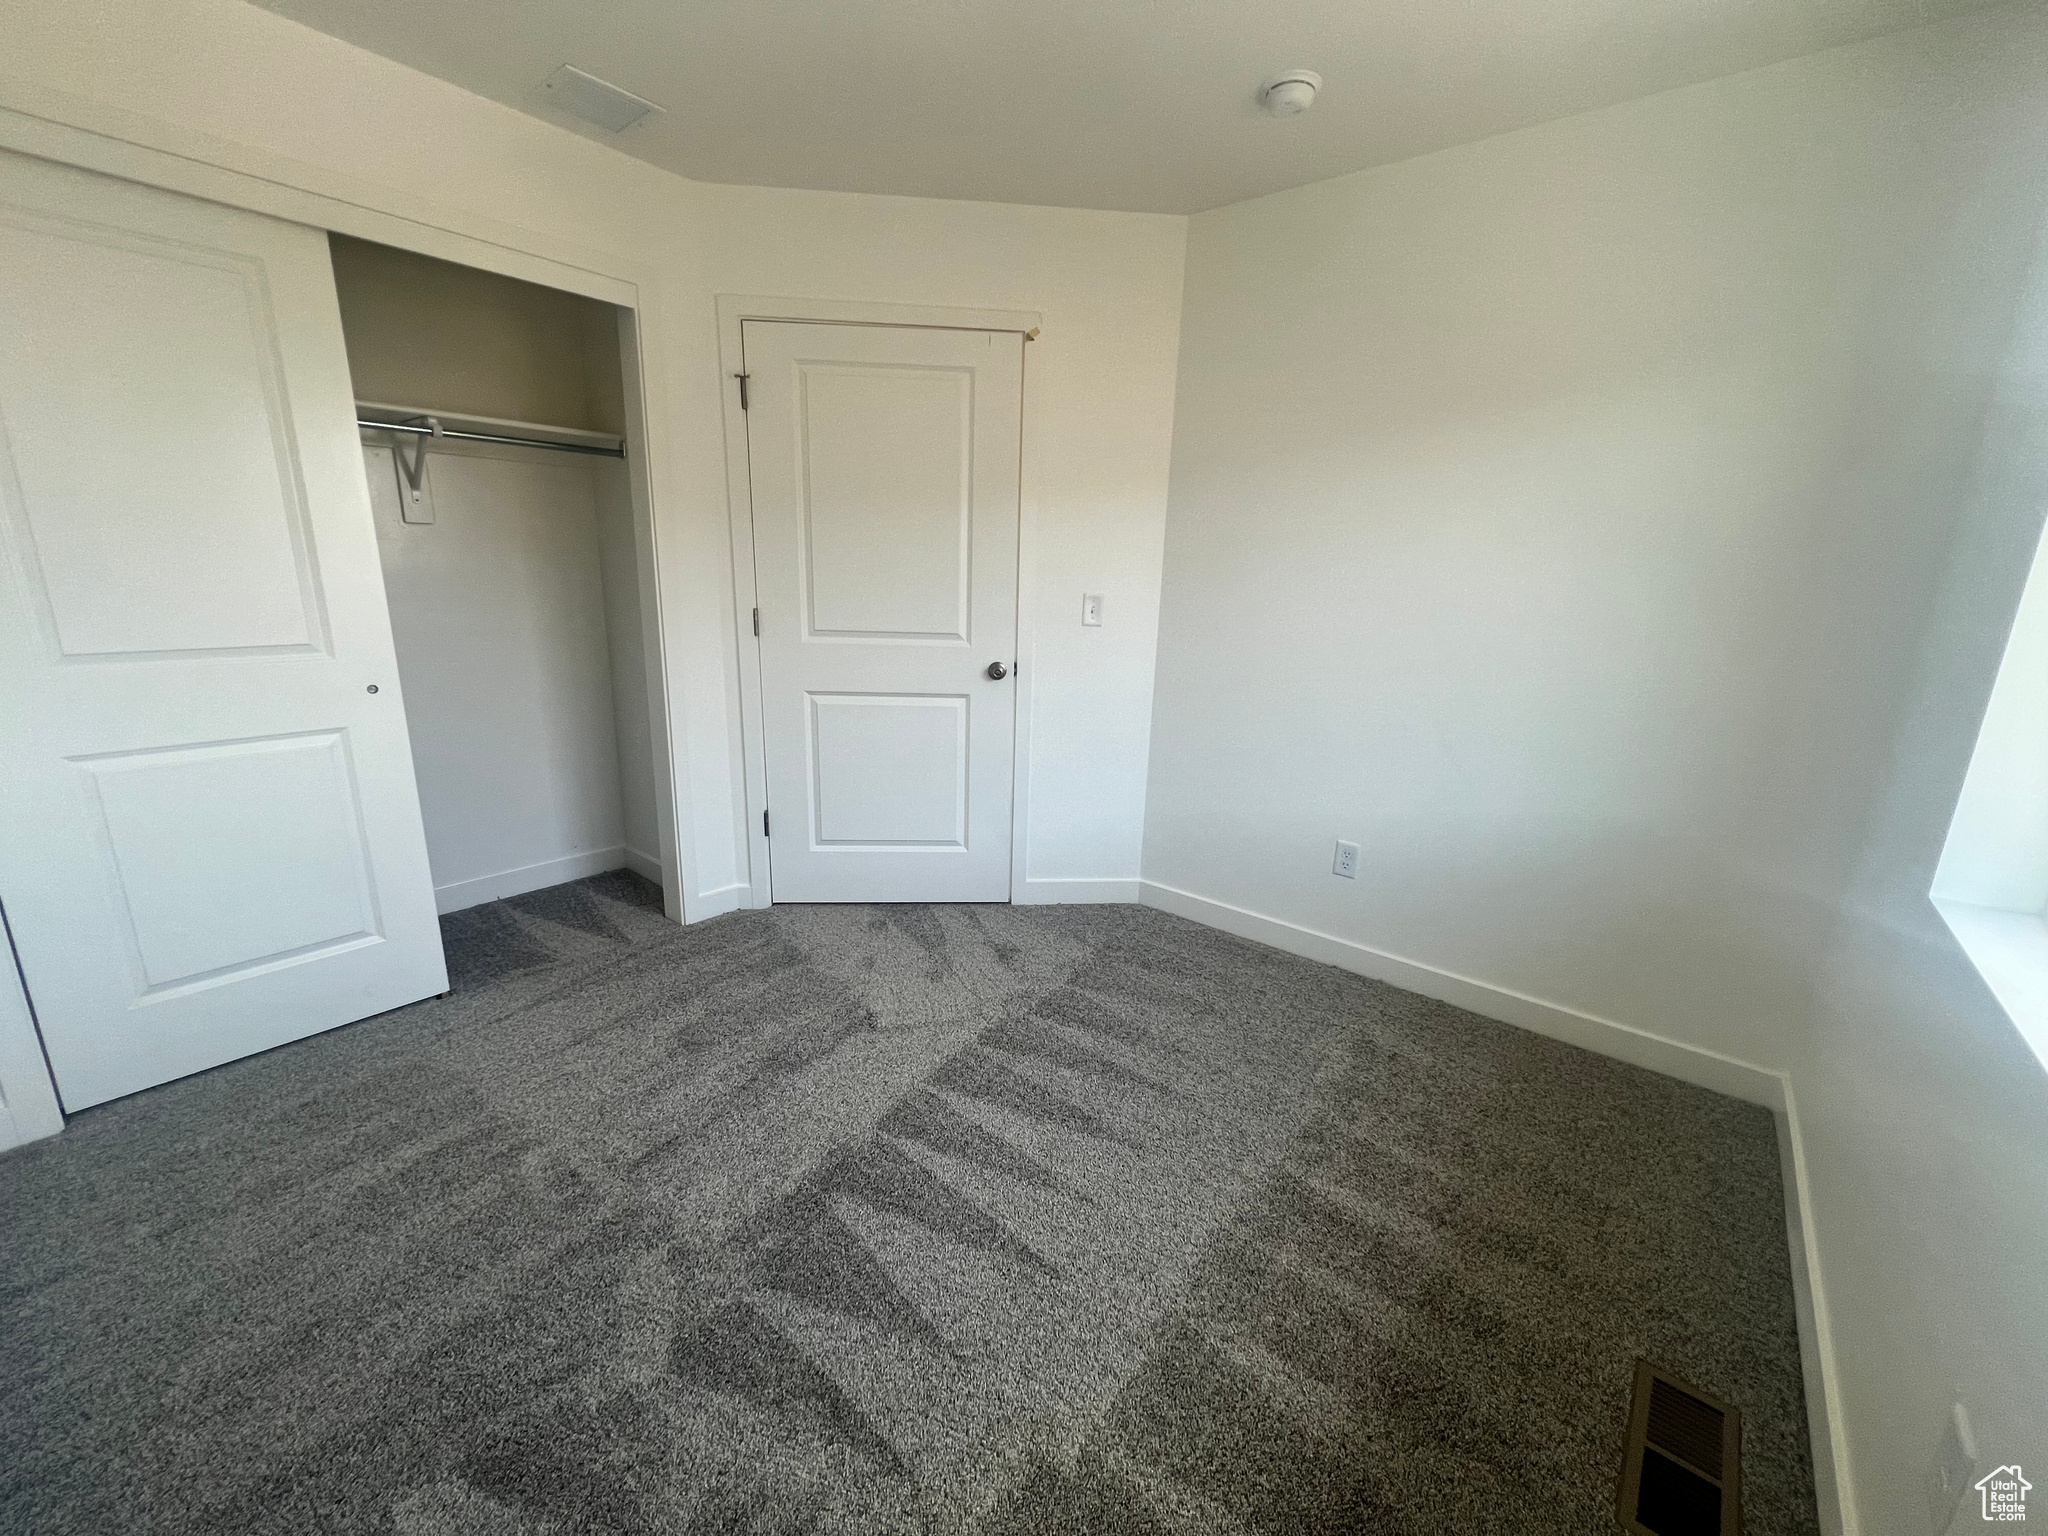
1648;1376;1726;1480
1616;1360;1741;1536
542;65;664;134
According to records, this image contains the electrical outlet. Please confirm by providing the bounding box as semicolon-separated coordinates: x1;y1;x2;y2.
1333;840;1360;879
1927;1402;1978;1534
1082;593;1104;627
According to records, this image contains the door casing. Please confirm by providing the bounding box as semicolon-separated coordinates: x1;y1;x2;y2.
715;294;1042;910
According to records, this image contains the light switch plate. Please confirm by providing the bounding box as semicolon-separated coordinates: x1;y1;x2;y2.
1082;593;1104;626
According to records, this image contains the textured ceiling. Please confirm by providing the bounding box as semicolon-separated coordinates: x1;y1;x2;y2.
251;0;2003;213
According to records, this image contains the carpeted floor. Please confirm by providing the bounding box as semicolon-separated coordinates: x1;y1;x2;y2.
0;874;1818;1534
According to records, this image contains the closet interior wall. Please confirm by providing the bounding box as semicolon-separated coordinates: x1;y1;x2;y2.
328;235;660;912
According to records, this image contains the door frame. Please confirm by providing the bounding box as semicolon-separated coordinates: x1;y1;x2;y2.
715;295;1042;908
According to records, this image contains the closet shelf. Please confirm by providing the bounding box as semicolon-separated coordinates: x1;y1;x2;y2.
355;400;626;459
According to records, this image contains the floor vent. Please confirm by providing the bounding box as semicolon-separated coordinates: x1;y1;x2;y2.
1615;1359;1742;1535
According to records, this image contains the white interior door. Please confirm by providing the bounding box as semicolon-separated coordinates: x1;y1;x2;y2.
744;320;1023;903
0;150;446;1110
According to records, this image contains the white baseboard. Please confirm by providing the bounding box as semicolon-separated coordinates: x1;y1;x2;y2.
1138;879;1781;1105
687;882;749;922
1776;1081;1858;1536
1137;875;1854;1532
434;847;628;914
623;846;662;884
1016;876;1143;905
0;1090;63;1154
0;949;64;1152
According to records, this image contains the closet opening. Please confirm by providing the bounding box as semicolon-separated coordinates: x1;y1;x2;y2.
327;234;672;921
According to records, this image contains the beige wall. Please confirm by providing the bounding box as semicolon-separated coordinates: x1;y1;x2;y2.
1146;5;2048;1528
329;234;624;432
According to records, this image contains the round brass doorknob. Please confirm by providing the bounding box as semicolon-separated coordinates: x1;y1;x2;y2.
985;661;1008;680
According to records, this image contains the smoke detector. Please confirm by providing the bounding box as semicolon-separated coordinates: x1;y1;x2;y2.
543;65;664;134
1260;70;1322;118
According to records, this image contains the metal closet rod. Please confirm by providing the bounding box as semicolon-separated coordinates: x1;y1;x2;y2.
360;417;625;459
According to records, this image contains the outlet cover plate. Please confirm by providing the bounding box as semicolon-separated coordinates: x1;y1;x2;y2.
1333;840;1360;879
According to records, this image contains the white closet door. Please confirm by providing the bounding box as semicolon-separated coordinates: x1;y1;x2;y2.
745;320;1022;903
0;150;445;1110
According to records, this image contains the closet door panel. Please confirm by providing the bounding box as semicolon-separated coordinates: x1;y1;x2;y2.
0;212;318;657
0;149;445;1111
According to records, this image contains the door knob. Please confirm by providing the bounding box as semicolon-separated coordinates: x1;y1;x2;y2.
985;661;1008;680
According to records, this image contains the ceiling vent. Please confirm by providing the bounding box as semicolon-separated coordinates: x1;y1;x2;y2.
1615;1360;1743;1536
542;65;664;134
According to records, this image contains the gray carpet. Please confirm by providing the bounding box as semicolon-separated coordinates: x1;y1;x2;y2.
0;875;1819;1534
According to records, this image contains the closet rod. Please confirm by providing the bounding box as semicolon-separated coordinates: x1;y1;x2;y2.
360;418;625;459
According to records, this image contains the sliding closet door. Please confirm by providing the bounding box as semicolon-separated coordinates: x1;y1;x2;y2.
0;150;445;1110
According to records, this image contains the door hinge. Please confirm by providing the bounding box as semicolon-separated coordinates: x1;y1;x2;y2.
763;809;770;838
733;372;750;410
752;606;760;636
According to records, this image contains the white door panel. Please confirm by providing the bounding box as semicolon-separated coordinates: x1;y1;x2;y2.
745;321;1022;902
0;150;446;1109
809;692;969;845
798;364;972;638
1;210;322;657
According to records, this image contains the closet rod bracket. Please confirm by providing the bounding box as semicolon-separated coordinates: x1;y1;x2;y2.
393;415;441;505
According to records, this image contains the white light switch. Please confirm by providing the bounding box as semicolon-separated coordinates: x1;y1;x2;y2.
1082;593;1104;626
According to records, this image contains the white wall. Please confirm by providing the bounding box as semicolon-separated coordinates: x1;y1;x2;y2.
690;185;1184;892
1797;198;2048;1529
364;442;634;909
333;239;657;907
597;456;662;876
1145;5;2048;1528
330;234;625;432
0;0;1185;919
